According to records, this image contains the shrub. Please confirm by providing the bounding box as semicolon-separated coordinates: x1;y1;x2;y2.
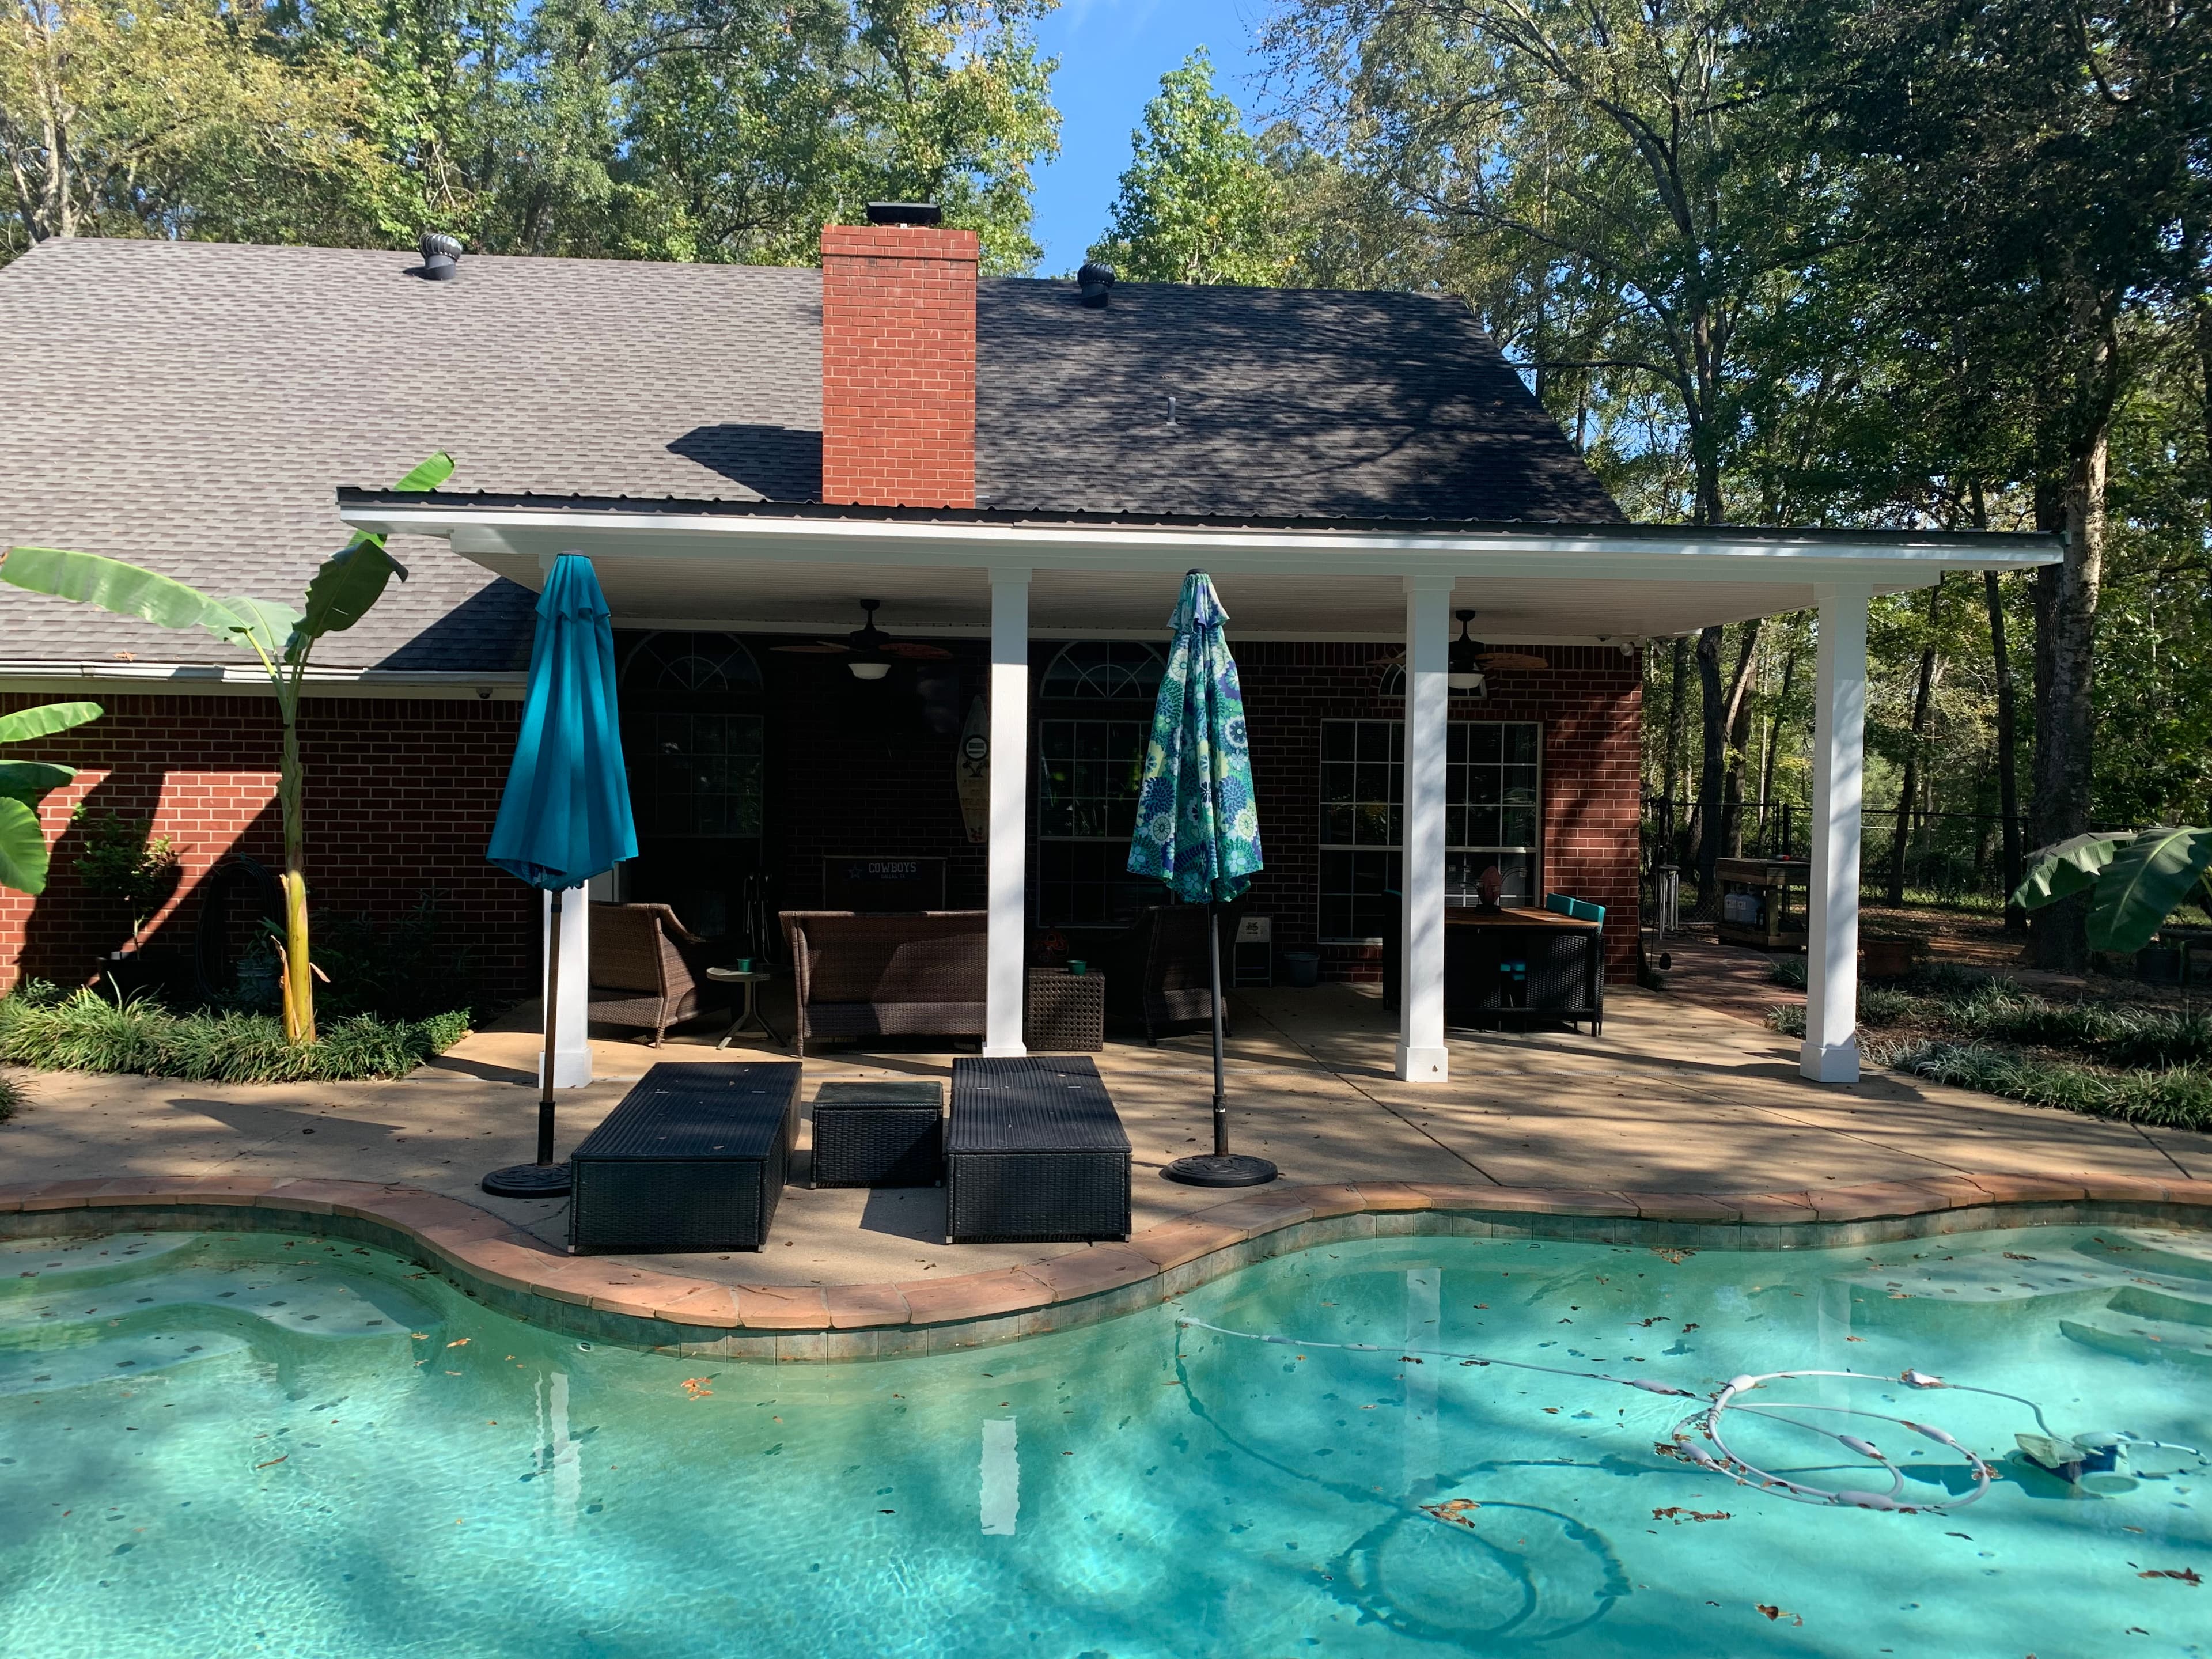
0;1071;21;1122
0;987;468;1084
309;893;486;1023
1888;1040;2212;1134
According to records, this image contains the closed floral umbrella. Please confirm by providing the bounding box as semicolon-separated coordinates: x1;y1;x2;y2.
482;555;638;1198
1129;570;1275;1187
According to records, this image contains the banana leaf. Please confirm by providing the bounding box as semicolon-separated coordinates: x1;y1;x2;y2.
2086;827;2212;955
2;546;218;630
294;450;447;655
0;759;76;808
0;701;102;745
2011;831;2129;911
0;796;53;895
207;596;305;662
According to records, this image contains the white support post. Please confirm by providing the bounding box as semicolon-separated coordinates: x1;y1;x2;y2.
1397;575;1453;1082
1802;584;1870;1084
540;887;591;1089
986;569;1031;1058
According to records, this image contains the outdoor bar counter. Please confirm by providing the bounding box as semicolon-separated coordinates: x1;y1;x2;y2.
1382;903;1607;1035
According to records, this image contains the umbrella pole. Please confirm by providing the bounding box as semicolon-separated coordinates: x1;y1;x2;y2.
482;887;575;1199
1164;899;1277;1189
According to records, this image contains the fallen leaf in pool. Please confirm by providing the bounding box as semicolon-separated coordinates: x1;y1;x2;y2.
681;1378;713;1400
2139;1569;2201;1585
253;1457;286;1470
447;1339;469;1349
1755;1606;1803;1626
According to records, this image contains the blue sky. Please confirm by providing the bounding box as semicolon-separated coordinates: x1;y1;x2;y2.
1026;0;1274;274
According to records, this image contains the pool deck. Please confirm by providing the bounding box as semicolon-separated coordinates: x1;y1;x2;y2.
3;978;2208;1355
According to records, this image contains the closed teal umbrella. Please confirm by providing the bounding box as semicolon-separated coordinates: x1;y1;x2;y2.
482;555;638;1198
1129;571;1275;1187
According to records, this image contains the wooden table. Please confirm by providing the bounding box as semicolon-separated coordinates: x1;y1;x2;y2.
1442;905;1605;1035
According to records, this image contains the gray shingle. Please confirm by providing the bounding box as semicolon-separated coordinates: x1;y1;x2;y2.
0;238;1617;672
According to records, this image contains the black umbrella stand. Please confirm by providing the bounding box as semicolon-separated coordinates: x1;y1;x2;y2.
483;887;575;1199
1164;900;1278;1188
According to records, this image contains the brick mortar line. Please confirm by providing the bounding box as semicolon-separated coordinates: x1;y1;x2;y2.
2;1175;2205;1358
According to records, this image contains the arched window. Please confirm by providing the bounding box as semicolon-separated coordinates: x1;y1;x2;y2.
1036;642;1166;926
1041;641;1165;701
622;631;764;694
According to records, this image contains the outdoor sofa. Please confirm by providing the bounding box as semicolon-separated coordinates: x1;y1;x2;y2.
779;910;987;1056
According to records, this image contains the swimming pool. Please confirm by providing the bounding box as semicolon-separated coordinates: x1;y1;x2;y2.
1;1222;2205;1657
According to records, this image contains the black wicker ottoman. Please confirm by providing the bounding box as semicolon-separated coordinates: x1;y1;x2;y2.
946;1056;1130;1244
810;1081;945;1188
569;1062;799;1254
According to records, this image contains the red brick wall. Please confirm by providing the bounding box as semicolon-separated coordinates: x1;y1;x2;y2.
0;693;533;998
1233;643;1644;981
819;224;978;508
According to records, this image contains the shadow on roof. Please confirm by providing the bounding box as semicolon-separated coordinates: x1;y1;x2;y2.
667;424;823;502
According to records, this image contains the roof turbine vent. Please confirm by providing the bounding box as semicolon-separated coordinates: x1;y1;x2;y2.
418;231;463;281
1077;261;1116;308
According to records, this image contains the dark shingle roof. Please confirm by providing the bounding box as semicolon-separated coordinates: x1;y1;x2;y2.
0;238;1617;671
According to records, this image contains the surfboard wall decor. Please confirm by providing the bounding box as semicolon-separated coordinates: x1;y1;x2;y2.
957;695;990;846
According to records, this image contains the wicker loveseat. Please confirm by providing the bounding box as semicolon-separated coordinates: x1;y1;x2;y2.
779;910;988;1057
588;903;724;1046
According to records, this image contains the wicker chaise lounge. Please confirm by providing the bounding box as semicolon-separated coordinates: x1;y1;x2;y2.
945;1055;1131;1244
779;910;988;1057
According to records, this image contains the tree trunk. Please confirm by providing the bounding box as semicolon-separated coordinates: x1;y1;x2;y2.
1760;639;1798;851
278;694;317;1044
1983;570;2025;931
1692;624;1727;903
1887;579;1945;905
1721;620;1763;856
2031;419;2109;971
1661;636;1690;863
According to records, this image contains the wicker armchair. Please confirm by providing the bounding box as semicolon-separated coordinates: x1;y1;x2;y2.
587;903;724;1046
779;910;988;1058
1099;904;1225;1045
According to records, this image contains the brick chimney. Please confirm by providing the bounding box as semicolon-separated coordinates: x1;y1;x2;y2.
820;211;979;508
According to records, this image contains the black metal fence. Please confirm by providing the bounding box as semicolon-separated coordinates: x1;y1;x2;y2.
1642;798;2026;916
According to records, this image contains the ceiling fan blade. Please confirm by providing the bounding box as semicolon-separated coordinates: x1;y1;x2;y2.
772;641;850;654
1369;650;1407;666
882;641;955;660
1477;652;1551;671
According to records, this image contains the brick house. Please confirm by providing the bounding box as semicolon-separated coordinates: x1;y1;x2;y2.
0;214;2056;1085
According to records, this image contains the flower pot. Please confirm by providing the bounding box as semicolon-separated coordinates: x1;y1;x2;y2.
1282;950;1321;988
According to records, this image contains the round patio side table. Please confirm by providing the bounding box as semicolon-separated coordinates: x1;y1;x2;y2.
706;965;782;1050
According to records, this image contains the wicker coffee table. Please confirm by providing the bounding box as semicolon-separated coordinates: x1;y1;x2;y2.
810;1080;944;1188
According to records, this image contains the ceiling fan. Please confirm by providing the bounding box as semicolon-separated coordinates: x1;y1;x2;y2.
1371;611;1551;684
771;600;954;680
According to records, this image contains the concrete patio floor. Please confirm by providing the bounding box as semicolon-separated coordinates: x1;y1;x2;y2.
2;980;2203;1294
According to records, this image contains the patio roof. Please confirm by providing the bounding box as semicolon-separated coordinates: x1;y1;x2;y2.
335;487;2063;642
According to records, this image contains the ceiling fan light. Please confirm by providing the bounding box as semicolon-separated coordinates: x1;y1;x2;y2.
1449;670;1486;694
847;659;891;681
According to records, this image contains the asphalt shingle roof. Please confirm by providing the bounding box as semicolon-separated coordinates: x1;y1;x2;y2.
0;238;1618;671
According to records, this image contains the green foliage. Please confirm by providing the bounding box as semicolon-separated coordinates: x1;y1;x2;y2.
310;895;486;1022
2013;827;2212;953
70;808;181;941
0;698;101;896
1885;1043;2212;1134
0;1069;20;1121
1088;50;1281;285
0;986;468;1082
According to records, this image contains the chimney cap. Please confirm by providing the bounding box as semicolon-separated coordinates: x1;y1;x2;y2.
865;202;943;226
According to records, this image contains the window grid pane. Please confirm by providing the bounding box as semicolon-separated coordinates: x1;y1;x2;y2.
1039;717;1153;926
1318;718;1541;938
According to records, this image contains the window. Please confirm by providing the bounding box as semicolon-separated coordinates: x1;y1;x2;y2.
1317;719;1542;941
1037;641;1166;926
619;632;765;840
622;631;763;694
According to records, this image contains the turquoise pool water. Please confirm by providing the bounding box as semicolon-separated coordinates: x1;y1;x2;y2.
1;1222;2206;1658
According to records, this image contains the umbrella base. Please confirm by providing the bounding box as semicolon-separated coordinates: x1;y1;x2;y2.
481;1161;573;1199
1163;1153;1278;1188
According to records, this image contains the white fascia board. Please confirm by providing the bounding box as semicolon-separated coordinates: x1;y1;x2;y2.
610;615;1622;645
344;503;2063;582
0;663;528;699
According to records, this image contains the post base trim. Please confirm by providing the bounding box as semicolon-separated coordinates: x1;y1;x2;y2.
1799;1037;1861;1085
1395;1044;1450;1082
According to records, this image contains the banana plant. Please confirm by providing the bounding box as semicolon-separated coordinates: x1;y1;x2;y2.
0;700;105;895
2012;826;2212;955
1;453;454;1041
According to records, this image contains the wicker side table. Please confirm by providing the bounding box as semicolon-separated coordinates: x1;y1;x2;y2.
1024;969;1104;1052
810;1080;944;1188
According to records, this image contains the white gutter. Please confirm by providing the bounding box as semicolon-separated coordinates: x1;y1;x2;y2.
0;663;528;699
339;502;2062;583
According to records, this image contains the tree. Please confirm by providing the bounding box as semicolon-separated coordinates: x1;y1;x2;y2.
1;453;451;1041
1088;48;1281;284
0;699;101;895
1;0;389;259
